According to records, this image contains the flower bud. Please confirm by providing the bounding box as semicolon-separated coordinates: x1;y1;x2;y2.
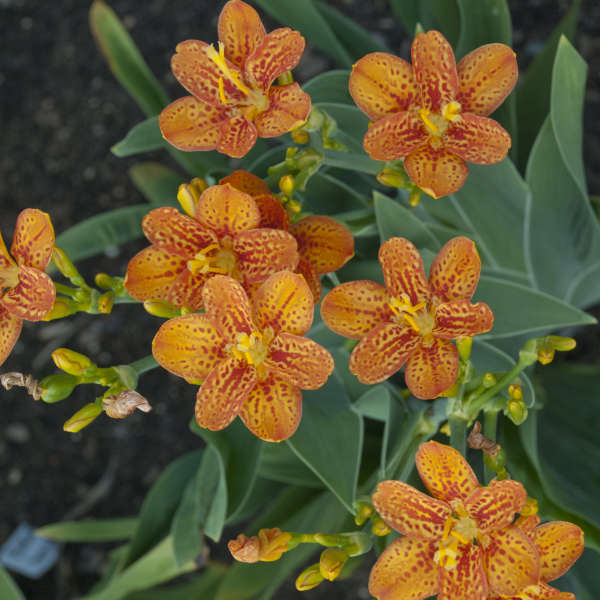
537;345;555;365
43;297;78;321
52;247;80;279
279;174;295;196
97;291;115;314
228;534;261;563
520;496;539;517
295;563;324;591
94;273;115;290
63;402;103;432
546;335;576;351
143;299;181;319
506;399;528;425
286;199;302;215
291;129;309;144
353;501;374;526
52;348;92;376
483;447;507;472
508;384;523;402
39;373;79;403
103;390;151;418
177;178;207;216
371;517;391;537
257;528;292;562
409;187;421;206
376;168;406;189
482;372;497;388
319;548;348;581
456;336;472;361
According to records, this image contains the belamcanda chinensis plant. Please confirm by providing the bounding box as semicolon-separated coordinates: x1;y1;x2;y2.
2;0;598;596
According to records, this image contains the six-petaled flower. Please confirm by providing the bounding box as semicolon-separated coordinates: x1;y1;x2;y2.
321;236;493;399
159;0;311;158
0;209;56;366
349;30;518;198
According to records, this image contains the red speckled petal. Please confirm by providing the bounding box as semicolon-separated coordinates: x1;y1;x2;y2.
171;39;246;106
457;43;518;117
0;231;14;271
159;96;228;152
245;28;305;91
438;544;488;600
124;247;187;303
252;270;314;336
1;266;55;321
239;373;302;442
152;314;227;381
195;184;260;237
167;268;209;311
253;194;290;230
415;441;479;502
350;52;420;121
233;228;298;283
405;338;459;399
142;207;217;258
320;280;392;339
350;322;421;384
404;145;469;199
296;260;321;304
515;514;542;534
265;333;333;390
368;536;439;600
535;522;584;582
378;237;430;305
254;83;311;138
411;30;458;111
372;480;451;540
219;169;271;197
429;236;482;302
433;300;494;338
291;215;354;275
218;114;258;158
195;357;257;430
11;209;55;270
445;114;511;164
363;111;428;161
0;306;23;367
484;526;540;596
487;584;574;600
465;479;527;533
218;0;266;68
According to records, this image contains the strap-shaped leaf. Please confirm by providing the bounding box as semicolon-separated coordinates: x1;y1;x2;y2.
0;567;24;600
302;70;352;105
129;162;181;206
36;518;138;542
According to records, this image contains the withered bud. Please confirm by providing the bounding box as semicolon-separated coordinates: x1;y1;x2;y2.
467;421;500;457
228;534;261;563
1;372;42;400
103;390;152;419
257;528;292;562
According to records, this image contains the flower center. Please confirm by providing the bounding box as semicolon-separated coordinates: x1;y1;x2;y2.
388;294;435;344
434;512;479;571
419;100;462;149
228;326;275;380
0;263;19;295
187;241;239;279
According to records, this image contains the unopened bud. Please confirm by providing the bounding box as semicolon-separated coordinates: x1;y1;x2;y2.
279;174;295;195
440;422;451;436
483;447;507;472
43;297;78;321
482;373;497;388
304;107;325;131
52;348;92;376
295;563;324;591
409;187;421;207
537;345;555;365
353;501;374;526
286;199;301;215
376;168;406;189
143;299;180;319
507;399;528;425
277;71;294;85
177;178;207;216
103;390;151;418
456;336;472;361
319;548;348;581
371;517;391;537
291;129;309;144
546;335;576;352
228;534;261;563
94;273;116;290
508;384;523;402
63;402;103;432
52;247;80;279
40;373;79;403
520;497;539;517
257;528;292;562
97;290;115;314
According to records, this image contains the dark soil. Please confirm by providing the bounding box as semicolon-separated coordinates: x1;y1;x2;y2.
1;1;598;598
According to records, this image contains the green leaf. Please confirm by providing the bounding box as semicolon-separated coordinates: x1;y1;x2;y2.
129;162;181;206
89;0;169;117
252;0;353;67
388;0;437;35
303;172;370;215
455;0;512;58
36;518;138;542
0;567;24;600
315;102;369;151
259;443;323;488
322;150;381;175
111;117;164;157
302;70;352;105
557;547;600;600
287;375;363;512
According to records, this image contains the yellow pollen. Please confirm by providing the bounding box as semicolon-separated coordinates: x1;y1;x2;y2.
228;327;275;376
187;244;228;275
388;295;427;333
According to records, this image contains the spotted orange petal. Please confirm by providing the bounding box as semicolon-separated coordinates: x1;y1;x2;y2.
244;28;305;91
265;333;333;390
167;268;209;311
349;52;421;121
218;0;266;68
465;479;527;533
233;228;298;283
363;111;428;161
535;522;584;582
1;266;55;321
11;209;55;270
254;83;311;138
152;314;227;381
350;322;421;384
429;237;482;302
372;480;451;540
484;526;540;596
291;215;354;275
142;208;217;258
456;43;518;117
415;441;479;503
515;514;542;534
368;536;439;600
195;357;257;430
411;30;458;112
124;247;187;303
404;145;469;199
219;169;271;197
0;231;14;271
295;260;321;303
320;280;392;339
252;271;314;336
0;306;23;367
218;114;258;158
253;194;290;230
438;544;488;600
202;275;254;343
378;237;430;305
195;184;261;238
159;96;228;152
171;39;246;106
433;300;494;338
239;373;302;442
445;114;511;164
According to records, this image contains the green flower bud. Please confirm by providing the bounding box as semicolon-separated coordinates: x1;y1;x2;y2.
295;563;324;591
63;403;103;432
319;548;348;581
40;373;79;403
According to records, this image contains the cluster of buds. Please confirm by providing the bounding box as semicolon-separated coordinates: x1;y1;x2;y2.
353;499;391;537
376;162;423;207
268;146;323;193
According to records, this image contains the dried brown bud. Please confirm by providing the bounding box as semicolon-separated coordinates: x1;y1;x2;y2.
228;534;261;563
1;372;42;400
103;390;151;419
467;421;500;457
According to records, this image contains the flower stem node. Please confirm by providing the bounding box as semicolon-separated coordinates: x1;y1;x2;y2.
296;563;325;591
52;348;93;376
319;548;348;581
63;402;103;432
39;373;79;403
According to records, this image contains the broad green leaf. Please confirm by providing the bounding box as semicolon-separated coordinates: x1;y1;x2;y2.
455;0;512;58
315;102;369;151
246;146;287;178
388;0;437;34
557;547;600;600
428;0;461;46
259;443;323;488
322;150;381;175
129;162;181;206
252;0;353;67
287;376;363;512
36;518;138;542
111;117;163;157
0;567;24;600
303;172;370;215
567;261;600;308
89;0;169;117
302;70;352;105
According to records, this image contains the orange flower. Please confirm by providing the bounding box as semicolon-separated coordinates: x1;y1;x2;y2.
159;0;311;158
124;183;298;311
152;272;334;441
0;209;55;366
370;441;540;600
321;236;493;399
220;170;355;301
349;31;517;198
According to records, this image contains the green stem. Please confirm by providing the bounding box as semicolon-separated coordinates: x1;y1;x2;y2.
54;282;80;298
449;416;467;456
129;355;159;376
483;410;499;484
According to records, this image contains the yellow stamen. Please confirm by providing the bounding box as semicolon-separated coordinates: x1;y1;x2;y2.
442;100;462;122
187;244;228;275
450;529;470;545
218;77;227;104
388;295;427;333
205;42;251;99
403;312;420;333
419;108;439;135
